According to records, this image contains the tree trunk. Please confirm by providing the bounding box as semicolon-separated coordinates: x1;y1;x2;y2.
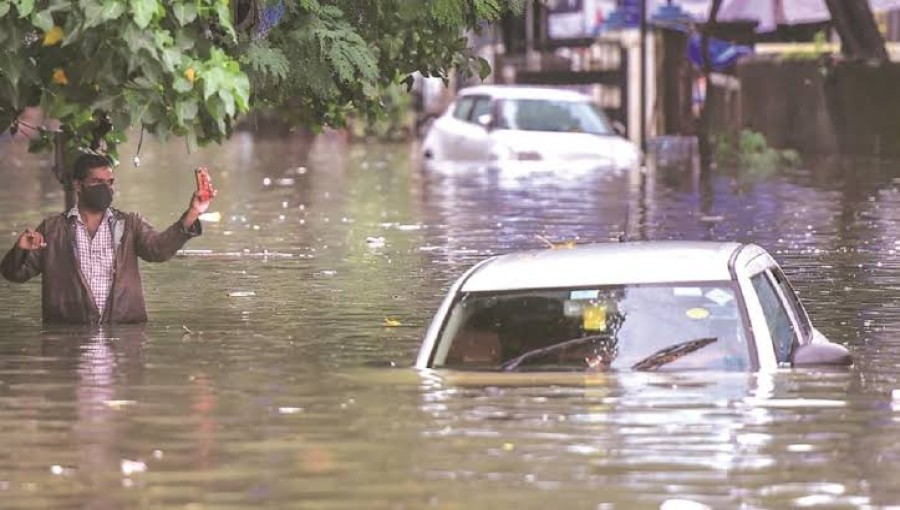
824;0;888;61
52;132;75;211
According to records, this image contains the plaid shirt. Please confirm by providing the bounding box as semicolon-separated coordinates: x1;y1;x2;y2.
68;207;115;317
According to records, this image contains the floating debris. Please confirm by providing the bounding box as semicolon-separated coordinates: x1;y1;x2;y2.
383;317;402;327
104;400;137;410
178;249;214;257
536;234;575;250
660;499;711;510
120;459;147;476
199;211;221;223
366;236;386;247
278;407;304;415
50;465;74;476
228;291;256;298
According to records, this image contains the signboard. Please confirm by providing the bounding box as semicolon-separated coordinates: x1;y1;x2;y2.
547;0;618;39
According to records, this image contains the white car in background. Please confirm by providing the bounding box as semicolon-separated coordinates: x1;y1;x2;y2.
421;85;641;171
416;241;852;372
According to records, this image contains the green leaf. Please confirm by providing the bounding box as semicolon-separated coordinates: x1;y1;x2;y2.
201;66;226;100
214;0;235;40
232;74;250;112
28;134;52;154
177;100;198;121
153;29;173;49
84;0;127;28
172;3;197;26
173;76;193;92
111;111;131;132
30;8;54;32
174;29;195;51
131;76;155;90
475;56;491;80
106;127;127;145
205;94;224;119
130;0;158;29
218;88;234;117
14;0;35;18
160;48;181;73
124;23;157;57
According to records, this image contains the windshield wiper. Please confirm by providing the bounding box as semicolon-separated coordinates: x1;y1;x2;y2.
630;337;718;371
501;334;612;372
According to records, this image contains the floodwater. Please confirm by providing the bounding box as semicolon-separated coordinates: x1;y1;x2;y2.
0;131;898;509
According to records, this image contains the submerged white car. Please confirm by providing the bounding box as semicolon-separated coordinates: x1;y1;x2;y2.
416;241;852;372
421;85;641;171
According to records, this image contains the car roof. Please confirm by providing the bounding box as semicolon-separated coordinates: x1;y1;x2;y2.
458;85;592;102
460;241;746;292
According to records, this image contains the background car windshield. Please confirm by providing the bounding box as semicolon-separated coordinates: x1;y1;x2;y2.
433;284;750;371
495;99;614;135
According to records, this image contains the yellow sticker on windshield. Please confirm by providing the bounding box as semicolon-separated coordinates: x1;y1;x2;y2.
583;304;607;331
686;307;710;320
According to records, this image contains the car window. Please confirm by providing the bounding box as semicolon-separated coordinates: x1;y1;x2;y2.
433;284;750;371
495;99;613;134
771;268;812;341
750;272;797;363
452;97;475;121
469;97;492;124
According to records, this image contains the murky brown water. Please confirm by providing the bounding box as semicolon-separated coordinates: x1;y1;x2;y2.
1;131;899;509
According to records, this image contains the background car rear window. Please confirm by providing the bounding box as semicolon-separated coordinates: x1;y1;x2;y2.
452;98;475;121
469;98;492;123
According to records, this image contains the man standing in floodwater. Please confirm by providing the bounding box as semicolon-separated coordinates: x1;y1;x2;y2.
1;153;215;323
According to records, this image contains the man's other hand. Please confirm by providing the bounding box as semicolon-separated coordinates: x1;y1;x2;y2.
17;228;46;250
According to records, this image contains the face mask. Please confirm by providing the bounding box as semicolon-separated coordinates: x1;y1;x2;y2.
80;184;113;211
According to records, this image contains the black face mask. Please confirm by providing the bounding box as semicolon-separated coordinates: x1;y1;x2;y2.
80;184;113;211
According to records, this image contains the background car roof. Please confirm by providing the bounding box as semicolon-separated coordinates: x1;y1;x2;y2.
458;85;592;102
460;241;745;292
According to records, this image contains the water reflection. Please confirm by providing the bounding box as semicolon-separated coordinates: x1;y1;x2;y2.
412;367;889;508
0;326;150;507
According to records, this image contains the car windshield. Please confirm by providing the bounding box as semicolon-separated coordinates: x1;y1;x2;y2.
432;284;750;372
494;98;614;135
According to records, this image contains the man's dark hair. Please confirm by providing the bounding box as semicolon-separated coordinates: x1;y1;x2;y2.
73;153;112;182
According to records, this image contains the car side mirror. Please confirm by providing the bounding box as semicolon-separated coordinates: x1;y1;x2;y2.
791;342;852;367
476;113;493;131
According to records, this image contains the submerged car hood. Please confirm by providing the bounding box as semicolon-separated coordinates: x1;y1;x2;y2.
491;130;639;165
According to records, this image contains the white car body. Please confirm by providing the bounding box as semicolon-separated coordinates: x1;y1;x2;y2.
416;241;851;372
421;85;642;172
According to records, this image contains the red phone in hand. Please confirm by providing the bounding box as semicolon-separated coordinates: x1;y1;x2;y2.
195;167;213;202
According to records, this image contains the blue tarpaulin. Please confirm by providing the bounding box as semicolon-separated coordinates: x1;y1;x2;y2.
687;33;754;71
